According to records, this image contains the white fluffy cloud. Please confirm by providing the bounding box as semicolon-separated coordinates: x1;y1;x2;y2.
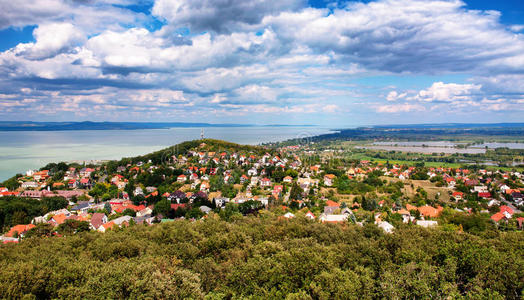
1;0;524;123
20;23;85;60
412;82;481;102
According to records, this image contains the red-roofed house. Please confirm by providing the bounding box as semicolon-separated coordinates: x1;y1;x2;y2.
324;174;336;186
452;191;464;200
5;224;35;238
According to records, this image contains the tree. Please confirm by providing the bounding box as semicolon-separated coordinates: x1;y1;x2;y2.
25;223;54;238
104;203;112;215
57;220;90;235
122;208;137;217
290;183;304;201
153;199;171;217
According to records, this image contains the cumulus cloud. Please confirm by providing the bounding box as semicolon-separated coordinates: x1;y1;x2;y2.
412;82;481;102
1;0;524;123
20;23;85;60
263;0;524;74
152;0;306;33
0;0;142;32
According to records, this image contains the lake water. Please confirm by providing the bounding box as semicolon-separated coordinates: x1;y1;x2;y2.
0;126;331;181
359;145;486;154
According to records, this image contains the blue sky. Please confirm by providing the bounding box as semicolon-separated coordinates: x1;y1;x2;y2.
0;0;523;126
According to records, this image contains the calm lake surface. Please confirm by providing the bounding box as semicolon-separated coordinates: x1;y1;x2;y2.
0;126;332;181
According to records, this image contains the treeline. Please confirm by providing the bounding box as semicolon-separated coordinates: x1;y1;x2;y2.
307;127;524;142
0;196;68;231
0;216;522;299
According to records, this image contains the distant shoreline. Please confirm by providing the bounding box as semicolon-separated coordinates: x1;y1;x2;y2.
0;122;317;132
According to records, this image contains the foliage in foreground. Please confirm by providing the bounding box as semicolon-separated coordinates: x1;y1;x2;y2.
0;216;523;299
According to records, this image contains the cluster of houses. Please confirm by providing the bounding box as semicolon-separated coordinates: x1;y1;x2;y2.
2;142;524;242
0;199;155;243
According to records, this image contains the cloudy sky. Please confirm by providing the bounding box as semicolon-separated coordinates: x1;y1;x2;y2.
1;0;523;126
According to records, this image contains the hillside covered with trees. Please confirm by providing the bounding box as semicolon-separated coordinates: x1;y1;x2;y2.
0;215;522;299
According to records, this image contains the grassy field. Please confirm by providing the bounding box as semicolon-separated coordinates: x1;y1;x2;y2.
384;177;452;202
341;153;524;172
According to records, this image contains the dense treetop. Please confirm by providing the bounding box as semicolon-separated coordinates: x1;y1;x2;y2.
0;215;522;299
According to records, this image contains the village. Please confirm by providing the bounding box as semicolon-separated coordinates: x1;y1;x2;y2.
1;140;524;242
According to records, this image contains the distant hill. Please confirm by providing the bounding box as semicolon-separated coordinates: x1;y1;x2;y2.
0;121;316;131
0;121;252;131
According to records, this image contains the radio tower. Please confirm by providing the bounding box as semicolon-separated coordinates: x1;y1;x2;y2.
200;128;204;140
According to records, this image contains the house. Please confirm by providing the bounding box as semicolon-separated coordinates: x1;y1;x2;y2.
98;221;116;232
416;220;438;228
323;200;340;214
491;205;514;223
71;201;91;213
417;205;443;218
146;186;157;193
200;181;210;192
5;224;35;238
491;212;508;223
377;221;394;233
240;174;249;183
214;197;230;208
49;213;68;226
136;207;153;217
487;199;500;207
478;192;491;199
283;176;293;184
177;174;187;183
319;213;348;223
112;216;132;226
134;187;144;196
452;191;463;201
247;168;258;176
68;179;78;189
511;192;523;204
499;184;510;193
168;191;187;204
283;212;295;219
324;174;336;186
33;170;49;181
90;213;108;230
52;182;65;189
473;186;488;193
79;178;91;188
21;181;39;189
20;190;44;199
305;211;316;220
260;178;271;187
257;197;269;207
396;209;413;223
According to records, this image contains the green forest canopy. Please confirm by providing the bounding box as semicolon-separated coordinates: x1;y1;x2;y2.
0;216;522;299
